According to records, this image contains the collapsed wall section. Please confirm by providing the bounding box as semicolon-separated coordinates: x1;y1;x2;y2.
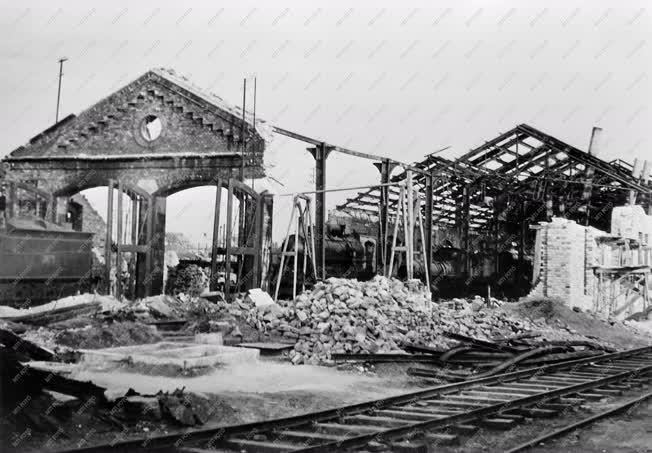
530;206;652;317
529;218;597;310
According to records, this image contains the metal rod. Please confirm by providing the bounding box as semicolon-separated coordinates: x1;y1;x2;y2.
276;181;399;197
272;125;429;175
251;76;256;190
55;57;67;123
240;78;246;182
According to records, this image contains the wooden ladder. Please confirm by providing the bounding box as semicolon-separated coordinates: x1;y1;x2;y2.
274;194;317;301
387;171;430;290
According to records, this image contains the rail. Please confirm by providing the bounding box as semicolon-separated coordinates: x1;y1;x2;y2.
54;345;652;453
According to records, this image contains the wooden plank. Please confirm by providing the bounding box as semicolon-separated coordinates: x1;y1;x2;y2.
443;395;512;403
421;399;485;408
105;181;114;295
423;432;460;446
375;409;441;421
587;388;623;396
0;328;55;361
116;182;123;299
343;415;408;427
224;438;299;453
465;390;529;399
210;180;222;291
278;430;346;442
224;180;234;298
314;423;379;435
253;193;262;287
388;405;460;415
449;424;479;435
480;386;541;395
479;418;517;430
506;407;558;418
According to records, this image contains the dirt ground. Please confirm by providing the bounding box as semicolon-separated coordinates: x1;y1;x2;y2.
6;353;652;452
5;296;652;452
434;388;652;453
502;298;652;349
4;355;423;452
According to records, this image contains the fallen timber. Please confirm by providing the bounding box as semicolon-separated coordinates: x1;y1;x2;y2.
53;345;652;453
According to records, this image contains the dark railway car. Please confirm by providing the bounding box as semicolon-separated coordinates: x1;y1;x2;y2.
272;224;528;299
0;217;94;307
271;223;376;298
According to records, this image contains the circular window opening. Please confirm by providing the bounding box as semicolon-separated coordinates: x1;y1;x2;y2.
140;115;162;142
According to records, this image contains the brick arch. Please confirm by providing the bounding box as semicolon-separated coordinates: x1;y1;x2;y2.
2;68;268;298
152;175;226;198
53;177;150;200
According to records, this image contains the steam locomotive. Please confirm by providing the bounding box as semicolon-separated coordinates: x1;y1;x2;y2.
271;220;529;299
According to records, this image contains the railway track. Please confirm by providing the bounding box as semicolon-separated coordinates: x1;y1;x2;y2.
504;390;652;452
60;345;652;453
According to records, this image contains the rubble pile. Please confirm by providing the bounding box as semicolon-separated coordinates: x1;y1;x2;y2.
246;277;511;365
245;277;626;365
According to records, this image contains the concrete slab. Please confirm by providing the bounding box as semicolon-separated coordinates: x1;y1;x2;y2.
80;342;259;369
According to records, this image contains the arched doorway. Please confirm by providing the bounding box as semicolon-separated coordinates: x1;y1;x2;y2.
155;178;273;298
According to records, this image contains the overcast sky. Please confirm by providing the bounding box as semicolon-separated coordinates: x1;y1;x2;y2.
1;0;650;244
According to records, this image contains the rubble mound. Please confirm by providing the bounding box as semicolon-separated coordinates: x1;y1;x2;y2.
165;264;209;296
504;297;652;349
247;277;533;365
53;321;162;349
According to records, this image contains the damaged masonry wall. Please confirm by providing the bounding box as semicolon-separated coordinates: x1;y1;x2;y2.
530;205;652;317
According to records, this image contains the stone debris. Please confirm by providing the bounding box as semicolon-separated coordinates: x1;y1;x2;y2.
245;277;486;365
0;293;124;325
244;277;629;366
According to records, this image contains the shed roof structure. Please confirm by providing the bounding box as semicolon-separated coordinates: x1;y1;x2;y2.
338;123;651;233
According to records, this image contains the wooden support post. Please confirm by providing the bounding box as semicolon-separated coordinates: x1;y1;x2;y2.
274;200;297;301
388;185;403;279
144;197;156;296
105;181;114;295
406;170;414;279
116;182;123;300
259;192;274;292
50;196;58;223
46;195;54;223
210;182;223;291
493;205;500;278
374;159;395;276
7;182;16;219
424;173;433;283
517;197;526;291
416;199;431;292
129;194;138;298
225;181;234;298
461;184;471;284
252;193;262;288
293;202;300;299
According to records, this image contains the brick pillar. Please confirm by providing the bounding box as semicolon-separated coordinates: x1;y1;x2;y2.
528;218;593;309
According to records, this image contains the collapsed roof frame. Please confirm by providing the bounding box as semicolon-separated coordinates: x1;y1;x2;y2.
338;123;651;232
